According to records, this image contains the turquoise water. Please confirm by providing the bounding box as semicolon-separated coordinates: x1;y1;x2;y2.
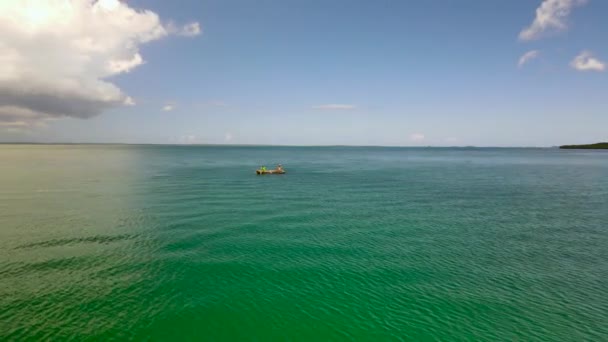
1;145;607;341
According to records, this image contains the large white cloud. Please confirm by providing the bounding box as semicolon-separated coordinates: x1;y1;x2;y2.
0;0;200;129
519;0;587;41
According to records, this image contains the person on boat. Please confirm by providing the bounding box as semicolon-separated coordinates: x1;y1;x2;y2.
276;164;283;172
260;166;267;173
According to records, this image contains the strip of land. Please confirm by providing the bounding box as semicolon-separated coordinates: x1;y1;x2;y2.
560;143;608;149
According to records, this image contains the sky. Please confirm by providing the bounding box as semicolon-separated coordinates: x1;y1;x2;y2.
0;0;607;147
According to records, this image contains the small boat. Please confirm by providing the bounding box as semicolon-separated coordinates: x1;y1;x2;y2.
256;169;285;175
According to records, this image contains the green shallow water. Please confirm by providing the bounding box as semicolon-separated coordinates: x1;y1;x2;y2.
1;145;607;341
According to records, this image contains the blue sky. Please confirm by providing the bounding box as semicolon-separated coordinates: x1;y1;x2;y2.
1;0;607;146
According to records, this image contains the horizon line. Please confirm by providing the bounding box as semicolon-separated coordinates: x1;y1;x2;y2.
0;142;560;148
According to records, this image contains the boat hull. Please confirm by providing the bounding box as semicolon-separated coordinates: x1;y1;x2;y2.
256;170;285;175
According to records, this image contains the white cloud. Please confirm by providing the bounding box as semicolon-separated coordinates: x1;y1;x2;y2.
519;0;587;41
162;104;174;112
409;133;425;142
224;132;233;142
178;135;197;144
124;97;136;106
178;22;202;37
518;50;541;68
0;0;200;129
312;104;356;110
166;21;202;37
570;51;606;72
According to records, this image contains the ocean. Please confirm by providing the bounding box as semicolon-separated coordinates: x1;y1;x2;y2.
1;145;607;341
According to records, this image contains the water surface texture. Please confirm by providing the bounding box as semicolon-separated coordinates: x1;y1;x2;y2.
1;145;607;340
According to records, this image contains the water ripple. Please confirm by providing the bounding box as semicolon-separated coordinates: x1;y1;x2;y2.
2;146;608;340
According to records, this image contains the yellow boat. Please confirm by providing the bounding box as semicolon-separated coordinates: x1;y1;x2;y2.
256;169;285;175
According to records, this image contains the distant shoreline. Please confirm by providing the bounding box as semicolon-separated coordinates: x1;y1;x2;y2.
0;142;557;149
560;143;608;150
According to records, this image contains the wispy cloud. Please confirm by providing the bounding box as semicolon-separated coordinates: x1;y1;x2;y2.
519;0;587;41
312;104;356;110
168;22;202;37
444;137;460;144
178;135;198;144
181;22;202;36
570;51;606;72
518;50;541;68
162;104;174;111
409;133;425;142
224;132;233;142
124;97;136;106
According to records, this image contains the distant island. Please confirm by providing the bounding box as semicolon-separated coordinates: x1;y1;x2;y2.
560;142;608;149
